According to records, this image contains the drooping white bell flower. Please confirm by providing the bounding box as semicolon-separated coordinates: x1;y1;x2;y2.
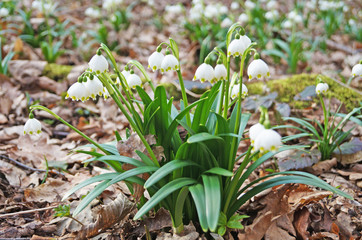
66;81;90;102
24;117;42;135
214;64;227;82
254;129;282;152
247;59;270;80
228;38;246;57
231;2;240;10
193;63;215;83
240;35;251;49
0;8;9;17
315;83;329;95
160;54;179;73
221;17;233;28
84;76;104;99
249;123;265;144
85;7;101;18
127;73;142;89
351;63;362;77
244;0;256;9
148;51;164;72
89;54;109;74
238;13;248;24
231;83;248;99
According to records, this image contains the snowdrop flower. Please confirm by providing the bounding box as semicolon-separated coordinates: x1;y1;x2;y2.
231;83;248;99
0;8;9;17
148;51;164;72
238;13;248;24
282;20;292;29
351;62;362;77
165;4;184;15
214;64;227;82
24;116;42;135
231;2;240;10
103;0;123;10
266;0;277;10
85;7;101;18
219;5;228;15
205;4;219;19
228;35;251;57
315;83;328;95
244;0;256;10
160;53;179;73
193;63;215;83
127;73;142;89
247;59;270;80
89;53;108;74
221;17;233;28
249;123;265;144
265;10;278;20
254;129;282;152
84;76;104;99
189;3;203;21
287;10;303;24
66;80;90;102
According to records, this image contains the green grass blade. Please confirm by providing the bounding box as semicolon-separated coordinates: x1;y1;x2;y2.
203;175;221;232
108;166;159;185
189;184;209;232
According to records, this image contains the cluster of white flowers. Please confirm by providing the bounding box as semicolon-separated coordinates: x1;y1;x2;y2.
102;0;123;10
32;0;53;13
351;62;362;77
188;1;228;22
282;10;303;29
231;83;248;99
193;62;227;84
249;123;282;153
148;50;179;74
24;116;42;135
0;7;9;17
85;7;101;18
319;0;344;11
315;82;328;95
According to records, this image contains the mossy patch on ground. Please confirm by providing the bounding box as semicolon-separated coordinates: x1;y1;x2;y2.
42;63;73;81
247;74;361;111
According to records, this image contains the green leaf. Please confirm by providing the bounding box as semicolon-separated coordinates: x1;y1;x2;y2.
203;175;221;232
227;220;243;229
135;150;156;166
134;178;197;220
189;184;209;232
144;160;199;188
218;212;227;225
84;155;145;167
187;132;224;144
218;226;226;236
169;38;179;60
73;180;110;216
204;167;233;177
108;166;159;185
62;173;119;201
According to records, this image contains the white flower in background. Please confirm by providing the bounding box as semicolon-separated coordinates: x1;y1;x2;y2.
282;20;292;29
160;54;179;73
238;13;248;24
148;51;164;72
127;73;142;89
231;2;239;10
305;0;316;10
214;64;227;81
192;0;202;4
84;76;104;99
221;17;233;28
89;54;109;74
66;81;90;102
231;83;248;99
315;83;329;95
24;117;42;135
265;10;278;20
351;62;362;77
254;129;282;152
266;0;277;10
348;19;356;26
219;5;228;15
194;63;215;83
247;59;270;80
85;7;101;18
32;0;53;12
103;0;123;10
0;8;9;17
189;3;203;21
244;0;256;9
205;4;219;19
165;4;184;15
228;35;251;57
249;123;265;144
288;10;303;24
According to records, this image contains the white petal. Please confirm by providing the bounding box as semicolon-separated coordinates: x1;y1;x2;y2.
254;129;282;152
247;59;270;80
249;123;265;143
351;63;362;77
148;51;164;72
214;64;227;81
84;76;104;99
194;63;215;83
24;118;42;135
160;55;179;73
127;74;142;88
228;38;246;57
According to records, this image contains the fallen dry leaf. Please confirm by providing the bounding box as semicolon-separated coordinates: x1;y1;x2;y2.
8;60;47;85
293;207;310;240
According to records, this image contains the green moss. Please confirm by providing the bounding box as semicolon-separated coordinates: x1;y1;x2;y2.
42;63;73;81
247;74;361;111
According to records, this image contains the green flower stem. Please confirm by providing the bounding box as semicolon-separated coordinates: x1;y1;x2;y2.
319;94;329;140
129;60;155;92
29;105;123;172
176;69;191;126
223;146;252;215
222;57;231;118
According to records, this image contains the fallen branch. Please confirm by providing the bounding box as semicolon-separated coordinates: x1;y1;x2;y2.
0;205;56;218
